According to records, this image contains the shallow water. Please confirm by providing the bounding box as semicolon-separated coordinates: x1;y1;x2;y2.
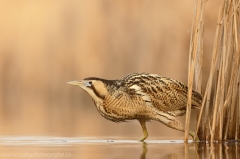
0;137;239;159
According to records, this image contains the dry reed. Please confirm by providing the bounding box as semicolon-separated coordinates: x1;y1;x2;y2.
185;0;205;141
188;0;240;141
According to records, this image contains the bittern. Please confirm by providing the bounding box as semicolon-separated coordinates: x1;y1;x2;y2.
67;73;202;141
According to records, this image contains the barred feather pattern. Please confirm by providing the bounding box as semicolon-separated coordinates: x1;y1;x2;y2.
69;73;203;140
75;73;203;132
122;73;202;112
88;73;202;123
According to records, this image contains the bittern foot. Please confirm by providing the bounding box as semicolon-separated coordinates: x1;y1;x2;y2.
138;119;148;142
138;134;148;142
189;131;200;142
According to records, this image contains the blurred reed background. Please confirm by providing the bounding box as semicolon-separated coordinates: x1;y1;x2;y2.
0;0;218;139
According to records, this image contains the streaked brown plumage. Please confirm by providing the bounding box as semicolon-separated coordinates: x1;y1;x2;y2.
67;73;202;141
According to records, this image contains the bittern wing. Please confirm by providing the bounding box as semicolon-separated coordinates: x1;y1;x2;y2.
123;73;202;112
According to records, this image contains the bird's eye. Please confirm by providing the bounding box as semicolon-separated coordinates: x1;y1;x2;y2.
84;81;92;87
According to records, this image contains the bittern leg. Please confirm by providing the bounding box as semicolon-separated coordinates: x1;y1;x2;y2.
154;112;199;141
189;131;199;141
138;119;148;142
166;118;199;141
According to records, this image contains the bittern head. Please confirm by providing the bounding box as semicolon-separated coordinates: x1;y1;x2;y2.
67;78;109;101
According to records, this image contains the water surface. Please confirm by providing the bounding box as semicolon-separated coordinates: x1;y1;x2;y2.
0;137;239;159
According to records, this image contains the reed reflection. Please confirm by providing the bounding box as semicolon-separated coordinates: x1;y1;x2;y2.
184;142;189;159
196;142;240;159
138;141;240;159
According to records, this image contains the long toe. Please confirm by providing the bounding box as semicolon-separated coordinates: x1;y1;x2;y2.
189;131;200;142
138;135;147;142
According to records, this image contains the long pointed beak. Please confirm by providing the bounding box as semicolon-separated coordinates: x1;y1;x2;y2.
67;80;83;86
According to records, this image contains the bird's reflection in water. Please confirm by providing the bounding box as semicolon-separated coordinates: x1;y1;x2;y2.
139;141;188;159
140;142;148;159
163;142;193;159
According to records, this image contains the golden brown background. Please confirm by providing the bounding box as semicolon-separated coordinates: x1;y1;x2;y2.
0;0;218;139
